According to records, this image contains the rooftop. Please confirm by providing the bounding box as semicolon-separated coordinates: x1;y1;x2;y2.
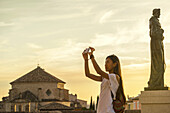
10;66;66;84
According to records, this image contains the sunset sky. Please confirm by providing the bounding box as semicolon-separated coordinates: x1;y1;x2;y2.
1;0;170;105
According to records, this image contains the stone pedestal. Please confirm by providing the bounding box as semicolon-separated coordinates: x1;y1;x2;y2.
139;90;170;113
144;86;168;91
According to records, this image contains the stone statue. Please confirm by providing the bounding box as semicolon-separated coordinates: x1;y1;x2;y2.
146;8;167;90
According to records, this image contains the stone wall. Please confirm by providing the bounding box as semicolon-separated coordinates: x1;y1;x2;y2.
11;82;58;100
0;110;141;113
0;110;96;113
61;110;96;113
10;82;69;101
125;110;141;113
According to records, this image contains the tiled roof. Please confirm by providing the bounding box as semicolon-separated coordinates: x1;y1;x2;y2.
10;66;66;84
40;102;74;110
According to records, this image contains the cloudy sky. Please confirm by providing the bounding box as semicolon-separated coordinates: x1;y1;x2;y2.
1;0;170;105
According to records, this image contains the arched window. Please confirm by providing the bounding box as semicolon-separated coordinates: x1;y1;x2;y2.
11;105;14;112
25;105;29;112
18;105;22;112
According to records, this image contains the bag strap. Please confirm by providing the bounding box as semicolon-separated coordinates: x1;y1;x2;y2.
110;89;114;99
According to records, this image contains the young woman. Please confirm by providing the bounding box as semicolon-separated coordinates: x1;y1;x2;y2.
82;47;126;113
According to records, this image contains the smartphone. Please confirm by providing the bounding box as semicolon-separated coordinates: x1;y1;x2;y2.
84;48;91;53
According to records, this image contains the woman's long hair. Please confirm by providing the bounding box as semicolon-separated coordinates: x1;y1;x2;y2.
106;54;126;105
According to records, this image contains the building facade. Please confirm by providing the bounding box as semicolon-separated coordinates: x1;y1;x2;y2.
125;94;141;110
0;66;87;112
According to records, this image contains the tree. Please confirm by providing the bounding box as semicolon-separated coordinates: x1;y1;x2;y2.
96;95;99;110
89;96;93;110
92;101;95;110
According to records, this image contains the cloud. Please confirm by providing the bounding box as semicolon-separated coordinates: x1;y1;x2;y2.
27;43;42;49
1;0;170;103
27;39;87;69
0;39;12;52
99;10;114;24
123;62;149;69
0;40;9;45
90;33;116;47
0;22;15;27
19;12;92;22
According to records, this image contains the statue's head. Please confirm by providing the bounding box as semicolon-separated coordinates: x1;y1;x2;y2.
152;8;161;18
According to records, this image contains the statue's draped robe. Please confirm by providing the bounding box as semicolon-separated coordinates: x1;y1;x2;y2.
148;16;165;88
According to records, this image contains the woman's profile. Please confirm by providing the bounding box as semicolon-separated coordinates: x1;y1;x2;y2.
82;46;126;113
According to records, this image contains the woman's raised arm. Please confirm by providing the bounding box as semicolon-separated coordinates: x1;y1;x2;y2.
88;47;109;80
84;59;102;82
90;56;109;80
82;49;102;82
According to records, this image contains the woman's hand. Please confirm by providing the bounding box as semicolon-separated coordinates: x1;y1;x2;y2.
82;49;88;60
88;46;95;56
